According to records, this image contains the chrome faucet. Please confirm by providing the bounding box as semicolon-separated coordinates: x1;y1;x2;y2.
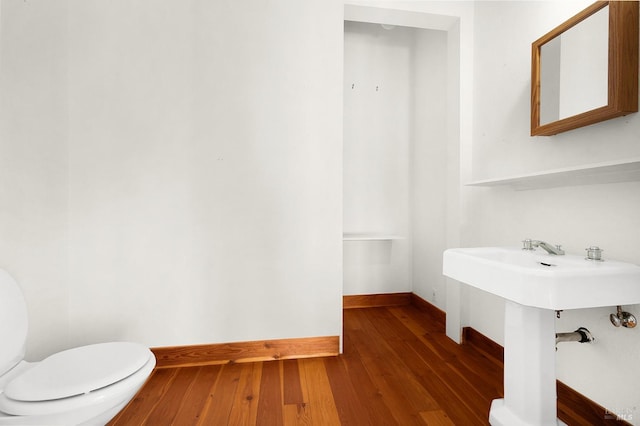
522;239;565;255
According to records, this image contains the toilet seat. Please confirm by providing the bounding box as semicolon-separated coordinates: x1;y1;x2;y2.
0;269;156;424
0;342;154;417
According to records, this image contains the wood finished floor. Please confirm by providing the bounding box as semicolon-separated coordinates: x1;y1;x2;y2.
109;305;504;425
109;304;624;425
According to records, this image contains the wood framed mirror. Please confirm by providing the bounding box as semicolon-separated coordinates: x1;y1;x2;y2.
531;1;638;136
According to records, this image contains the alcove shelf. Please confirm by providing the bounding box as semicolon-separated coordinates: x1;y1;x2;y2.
343;233;403;241
466;158;640;191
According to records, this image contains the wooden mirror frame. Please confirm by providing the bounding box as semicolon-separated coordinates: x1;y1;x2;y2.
531;1;639;136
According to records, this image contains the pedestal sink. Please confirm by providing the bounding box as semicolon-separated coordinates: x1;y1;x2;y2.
443;247;640;426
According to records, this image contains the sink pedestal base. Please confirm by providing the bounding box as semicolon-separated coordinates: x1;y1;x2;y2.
489;301;566;426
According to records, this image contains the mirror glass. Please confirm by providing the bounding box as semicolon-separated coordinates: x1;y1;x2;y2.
539;5;609;124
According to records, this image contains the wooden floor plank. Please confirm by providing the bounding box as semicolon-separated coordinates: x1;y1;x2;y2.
198;363;243;425
282;359;304;405
170;365;222;424
323;354;376;426
299;358;342;426
284;358;313;425
227;363;262;425
108;367;179;426
256;360;283;426
142;367;201;425
420;409;456;426
338;332;400;425
283;403;312;425
387;306;460;362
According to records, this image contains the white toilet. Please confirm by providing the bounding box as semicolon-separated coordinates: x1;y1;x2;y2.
0;269;156;425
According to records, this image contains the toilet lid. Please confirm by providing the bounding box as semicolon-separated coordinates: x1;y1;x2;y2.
4;342;151;402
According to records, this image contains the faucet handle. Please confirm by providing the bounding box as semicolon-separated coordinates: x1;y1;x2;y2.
522;239;534;250
585;246;603;261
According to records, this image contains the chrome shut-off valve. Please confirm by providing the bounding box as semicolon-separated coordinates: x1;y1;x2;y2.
610;306;637;328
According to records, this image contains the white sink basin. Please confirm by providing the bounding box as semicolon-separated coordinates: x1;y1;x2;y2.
443;247;640;310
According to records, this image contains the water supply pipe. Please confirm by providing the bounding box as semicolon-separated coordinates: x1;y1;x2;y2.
555;327;593;345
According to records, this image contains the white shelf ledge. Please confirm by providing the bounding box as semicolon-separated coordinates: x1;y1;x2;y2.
466;158;640;190
343;233;403;241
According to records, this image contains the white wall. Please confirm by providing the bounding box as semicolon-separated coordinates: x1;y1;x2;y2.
411;28;448;309
0;0;70;359
1;0;343;359
469;1;640;421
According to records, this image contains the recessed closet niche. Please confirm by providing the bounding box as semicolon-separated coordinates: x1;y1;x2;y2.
343;21;449;300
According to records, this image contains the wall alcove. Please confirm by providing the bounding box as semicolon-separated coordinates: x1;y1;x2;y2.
342;6;462;330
